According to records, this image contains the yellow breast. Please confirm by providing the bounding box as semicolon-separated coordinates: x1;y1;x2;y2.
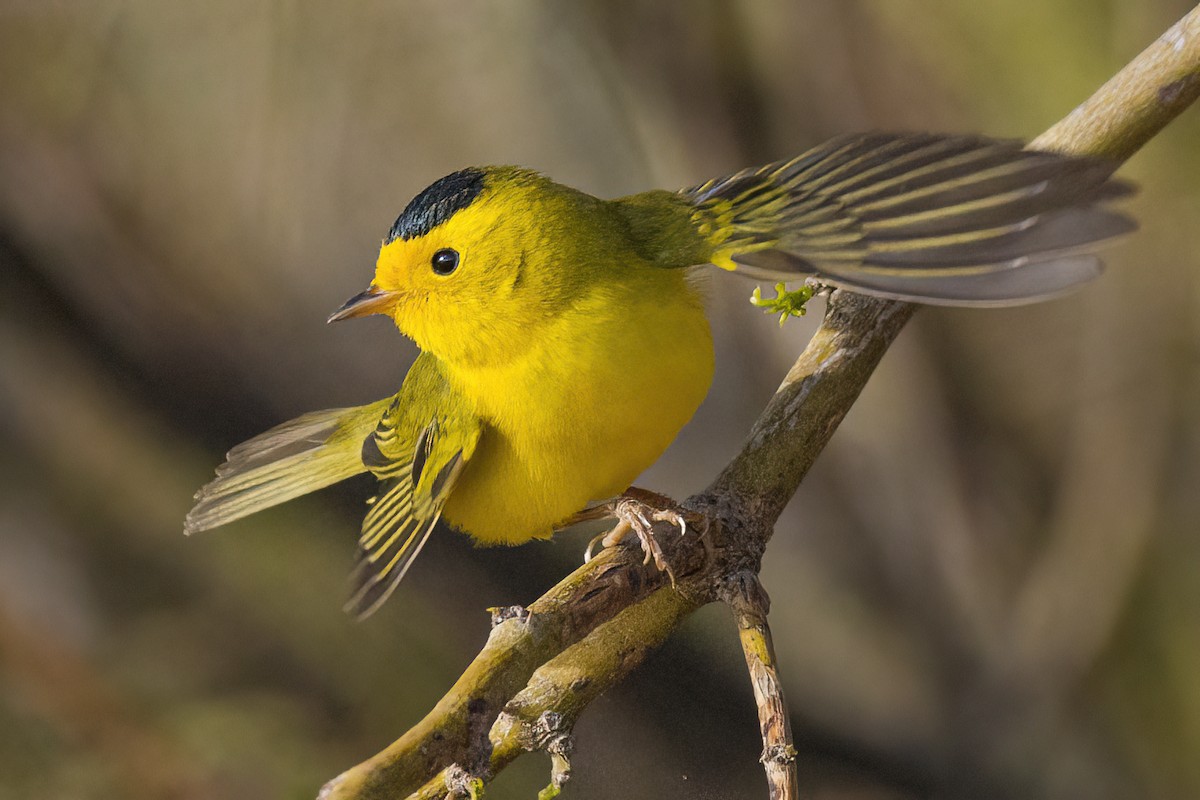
440;269;713;544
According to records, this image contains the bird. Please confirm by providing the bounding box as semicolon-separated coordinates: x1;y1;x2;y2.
184;132;1134;618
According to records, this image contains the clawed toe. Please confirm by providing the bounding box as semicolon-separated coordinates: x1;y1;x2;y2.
578;489;713;585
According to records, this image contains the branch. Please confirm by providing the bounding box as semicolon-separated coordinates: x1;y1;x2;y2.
1031;8;1200;158
405;587;695;800
725;573;798;800
318;549;695;800
320;7;1200;798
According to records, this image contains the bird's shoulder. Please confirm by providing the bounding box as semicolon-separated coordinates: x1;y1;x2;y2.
607;189;712;269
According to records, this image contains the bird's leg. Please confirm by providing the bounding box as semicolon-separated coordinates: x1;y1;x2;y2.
571;487;711;585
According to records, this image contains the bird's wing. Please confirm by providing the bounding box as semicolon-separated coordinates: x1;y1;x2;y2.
682;132;1135;306
185;398;393;534
345;366;482;619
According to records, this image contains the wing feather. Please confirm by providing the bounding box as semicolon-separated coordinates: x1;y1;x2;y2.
344;358;482;619
684;132;1135;305
184;399;391;534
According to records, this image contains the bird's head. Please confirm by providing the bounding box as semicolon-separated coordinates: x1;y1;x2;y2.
329;166;604;368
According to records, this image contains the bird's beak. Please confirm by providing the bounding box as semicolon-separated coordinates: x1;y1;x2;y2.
327;285;398;323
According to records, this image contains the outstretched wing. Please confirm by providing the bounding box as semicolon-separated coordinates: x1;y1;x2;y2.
683;132;1135;306
345;360;482;619
185;399;393;534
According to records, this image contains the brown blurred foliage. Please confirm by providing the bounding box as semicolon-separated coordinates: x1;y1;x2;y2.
1;2;1198;799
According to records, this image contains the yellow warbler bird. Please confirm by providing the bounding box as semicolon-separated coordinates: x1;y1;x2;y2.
185;133;1133;617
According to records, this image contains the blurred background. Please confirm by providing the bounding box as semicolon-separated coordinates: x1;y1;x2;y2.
2;2;1198;798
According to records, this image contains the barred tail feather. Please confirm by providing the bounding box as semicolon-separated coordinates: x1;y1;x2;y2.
184;399;392;534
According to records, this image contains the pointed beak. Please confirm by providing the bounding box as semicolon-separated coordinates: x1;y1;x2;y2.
327;285;398;323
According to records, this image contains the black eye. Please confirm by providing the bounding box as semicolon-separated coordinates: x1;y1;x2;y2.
431;248;459;275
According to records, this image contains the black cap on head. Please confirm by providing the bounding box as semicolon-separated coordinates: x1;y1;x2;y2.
386;168;486;243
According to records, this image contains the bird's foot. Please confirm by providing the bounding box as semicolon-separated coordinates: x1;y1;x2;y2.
582;488;710;585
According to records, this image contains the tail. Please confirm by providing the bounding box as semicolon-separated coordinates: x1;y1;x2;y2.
682;132;1135;306
184;398;393;534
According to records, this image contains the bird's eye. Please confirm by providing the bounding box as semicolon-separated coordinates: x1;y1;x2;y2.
431;248;460;275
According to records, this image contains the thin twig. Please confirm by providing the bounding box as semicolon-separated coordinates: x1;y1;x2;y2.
725;572;799;800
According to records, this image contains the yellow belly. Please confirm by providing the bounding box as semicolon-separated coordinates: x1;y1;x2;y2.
440;274;713;545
